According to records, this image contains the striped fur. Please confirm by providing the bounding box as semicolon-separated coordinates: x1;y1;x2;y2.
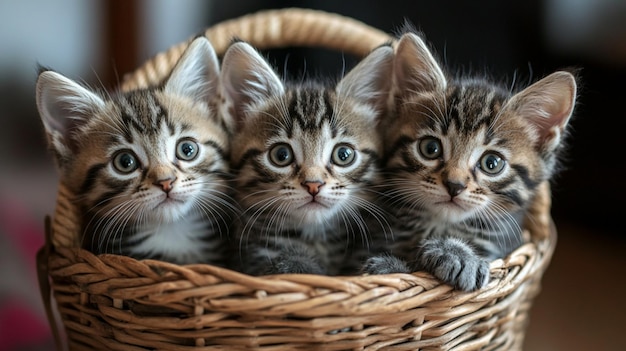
36;37;236;265
364;32;577;291
221;41;393;275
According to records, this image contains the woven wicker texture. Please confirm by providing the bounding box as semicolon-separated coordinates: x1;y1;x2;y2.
38;8;557;351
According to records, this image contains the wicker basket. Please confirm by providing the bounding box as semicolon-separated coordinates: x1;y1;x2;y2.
37;8;557;350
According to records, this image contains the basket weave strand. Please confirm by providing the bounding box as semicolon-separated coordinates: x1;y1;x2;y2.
38;8;557;350
45;227;553;350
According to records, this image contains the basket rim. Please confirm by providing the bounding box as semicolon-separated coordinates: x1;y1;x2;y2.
41;213;557;303
38;215;556;349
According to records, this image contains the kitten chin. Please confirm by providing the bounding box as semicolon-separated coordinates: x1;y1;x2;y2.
138;183;207;224
146;199;194;223
425;194;489;223
290;195;346;223
294;204;334;223
428;203;475;223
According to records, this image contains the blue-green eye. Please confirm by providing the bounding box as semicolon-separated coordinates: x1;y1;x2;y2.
332;144;356;166
176;139;199;161
269;143;293;167
113;151;139;174
479;152;506;175
418;137;442;159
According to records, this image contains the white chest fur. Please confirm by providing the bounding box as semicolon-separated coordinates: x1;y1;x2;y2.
129;212;215;264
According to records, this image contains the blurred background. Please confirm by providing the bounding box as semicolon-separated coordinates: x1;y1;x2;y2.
1;0;624;350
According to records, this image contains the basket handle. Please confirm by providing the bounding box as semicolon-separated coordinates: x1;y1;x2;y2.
120;8;394;91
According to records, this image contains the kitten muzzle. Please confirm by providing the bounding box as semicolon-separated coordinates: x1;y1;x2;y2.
301;180;325;196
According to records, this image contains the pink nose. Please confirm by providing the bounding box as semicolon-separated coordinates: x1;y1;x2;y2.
156;177;177;193
301;180;325;196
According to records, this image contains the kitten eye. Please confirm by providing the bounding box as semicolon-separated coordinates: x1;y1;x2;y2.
176;139;199;161
269;143;293;167
112;151;139;174
479;152;506;175
332;144;356;166
418;137;442;159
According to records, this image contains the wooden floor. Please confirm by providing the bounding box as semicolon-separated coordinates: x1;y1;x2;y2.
524;220;626;351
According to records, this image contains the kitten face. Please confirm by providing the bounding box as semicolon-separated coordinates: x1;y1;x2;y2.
388;82;539;222
37;37;233;261
232;88;382;227
221;41;392;234
386;32;576;225
73;91;230;225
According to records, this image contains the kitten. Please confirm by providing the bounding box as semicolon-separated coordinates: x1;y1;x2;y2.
220;41;393;275
363;32;577;291
36;37;236;265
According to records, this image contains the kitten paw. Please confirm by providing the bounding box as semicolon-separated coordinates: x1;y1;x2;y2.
416;237;490;291
269;249;325;275
362;254;412;274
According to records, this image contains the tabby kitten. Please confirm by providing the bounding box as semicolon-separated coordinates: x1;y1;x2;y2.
363;32;577;291
36;37;235;265
220;41;393;275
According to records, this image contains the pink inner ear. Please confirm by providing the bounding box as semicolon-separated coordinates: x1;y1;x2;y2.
531;92;574;146
513;72;576;148
394;33;446;94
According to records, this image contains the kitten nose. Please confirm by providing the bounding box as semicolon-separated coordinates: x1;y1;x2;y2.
156;177;177;193
445;181;466;197
301;180;325;196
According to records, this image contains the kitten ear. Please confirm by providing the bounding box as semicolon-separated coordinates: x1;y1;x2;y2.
164;36;220;103
220;41;284;127
504;71;577;151
336;44;394;118
36;70;105;164
394;32;447;93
